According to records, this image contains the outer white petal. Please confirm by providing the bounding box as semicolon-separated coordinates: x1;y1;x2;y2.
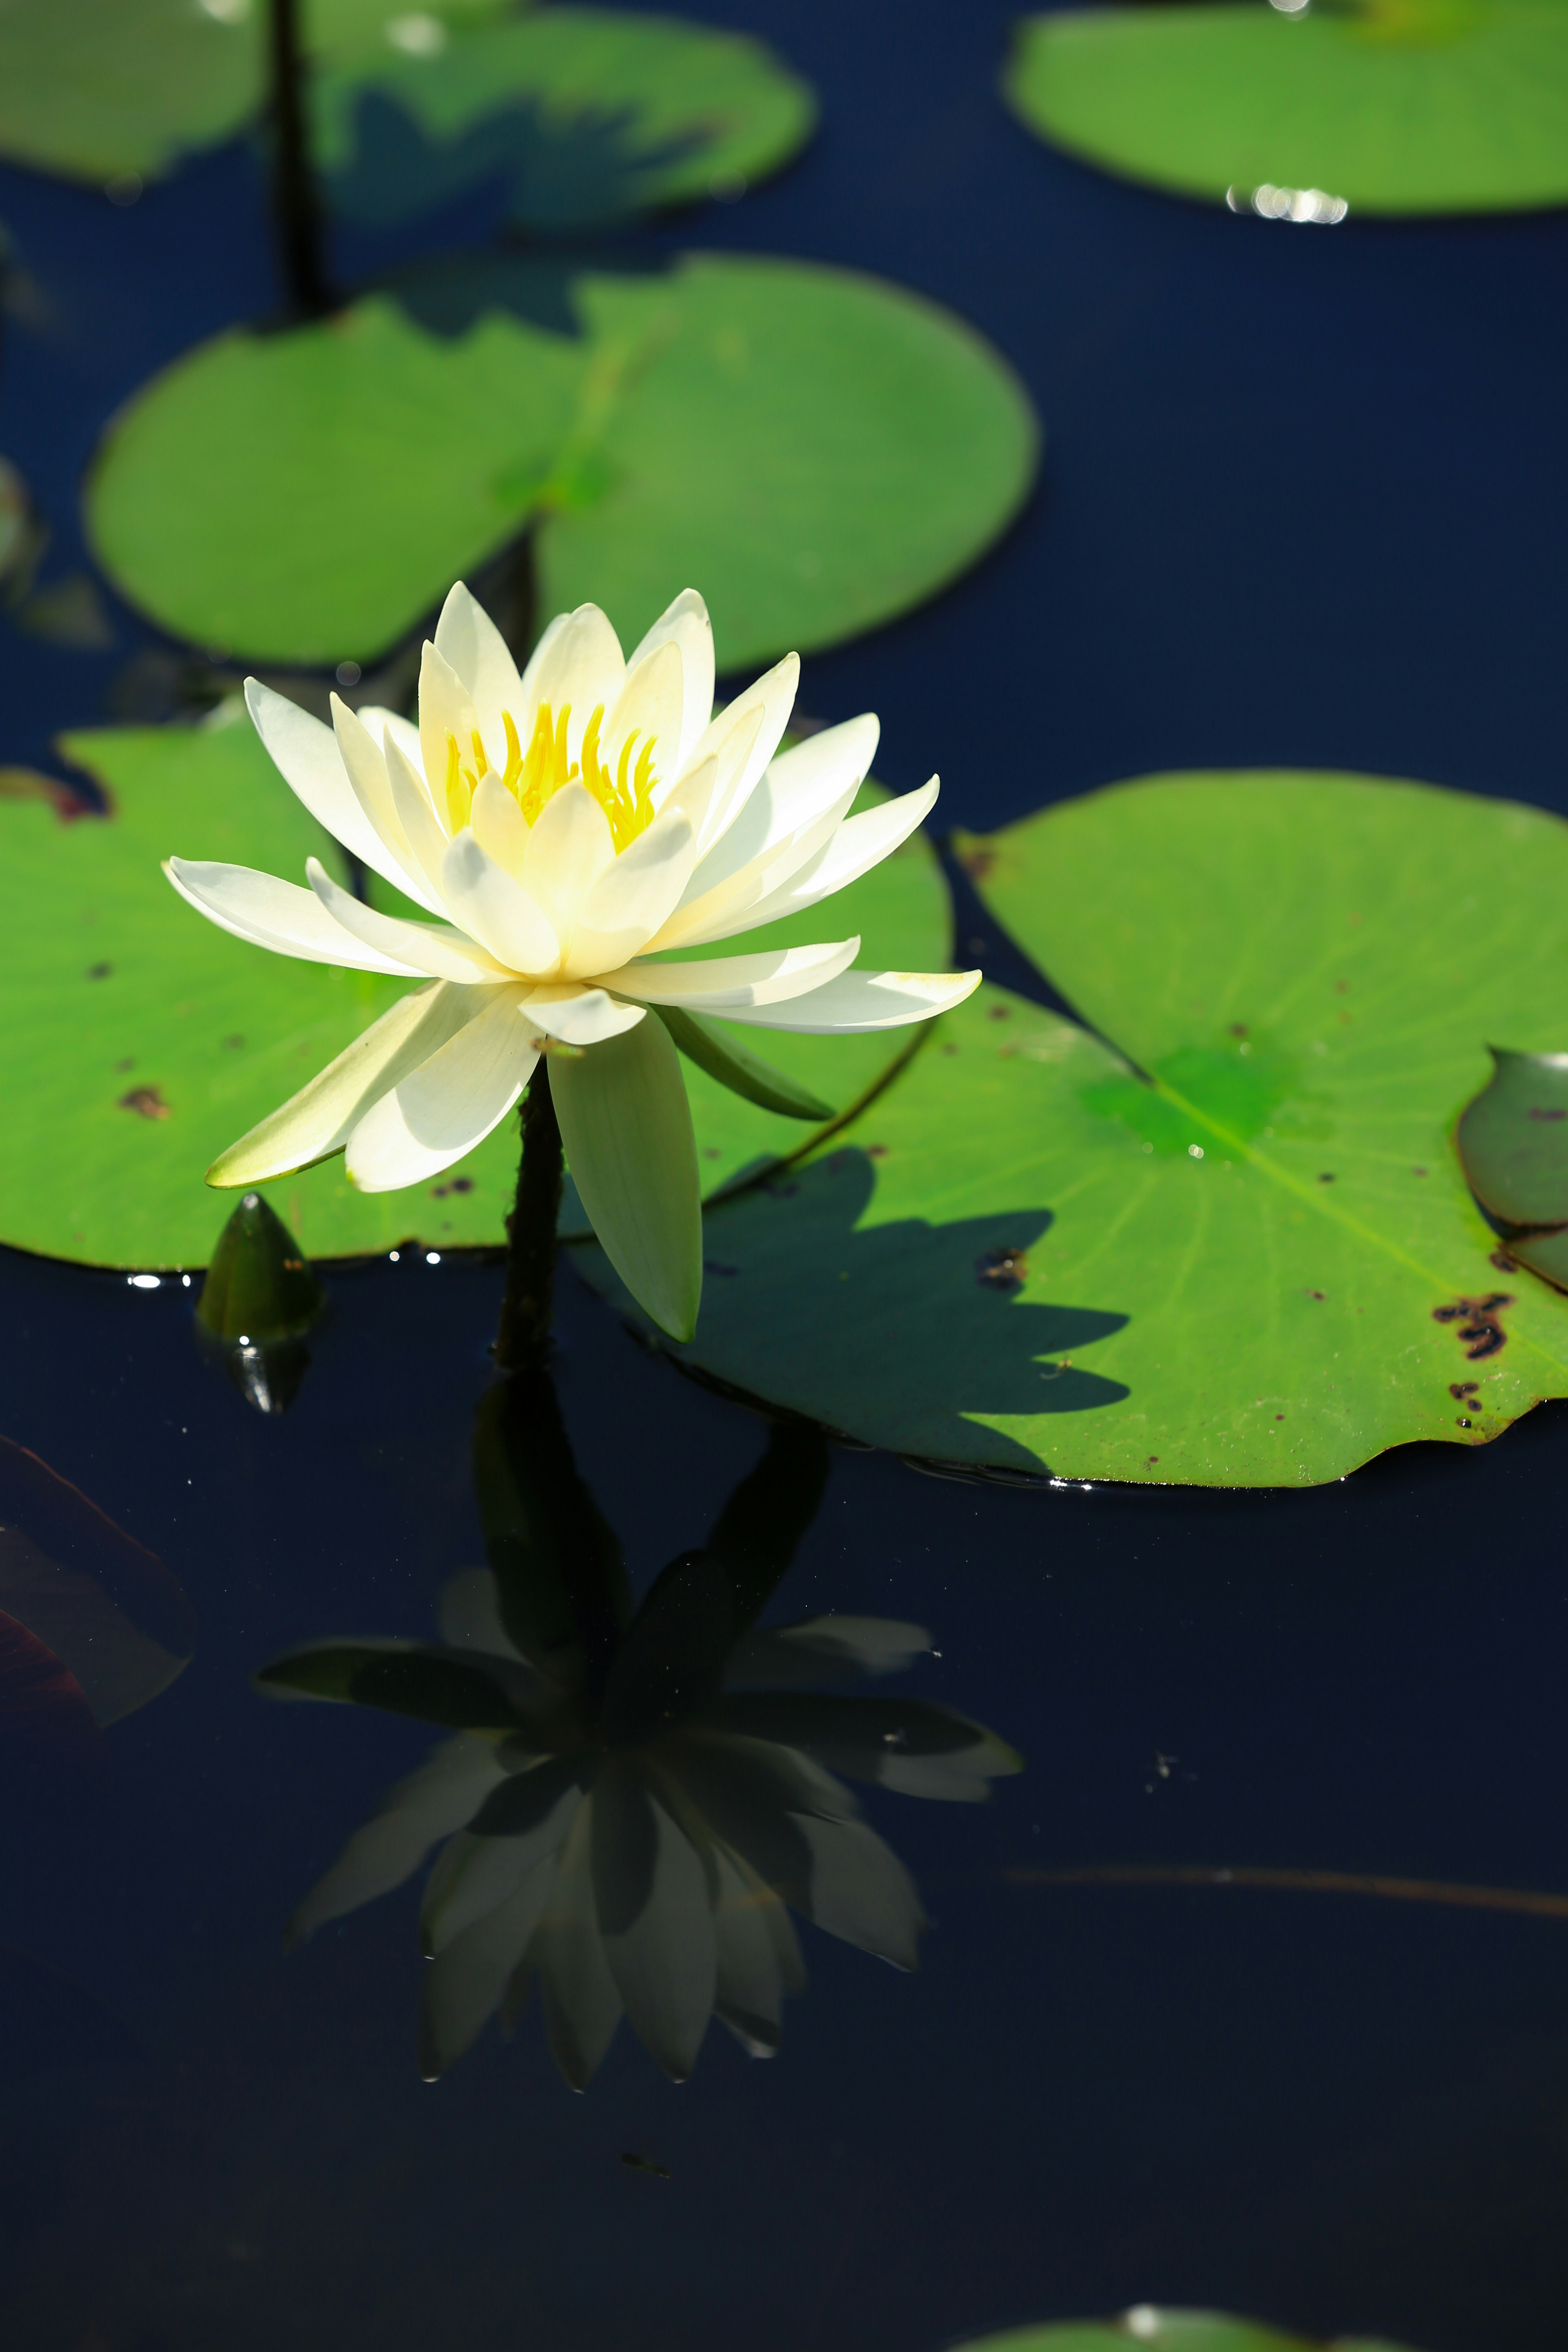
712;1846;794;2057
328;694;444;914
519;986;646;1046
650;784;859;953
470;771;530;881
423;1768;584;1951
522;780;616;947
287;1735;509;1945
360;705;423;778
715;967;982;1033
441;831;560;976
548;1011;701;1341
686;715;880;905
433;580;524;756
345;991;537;1191
536;1795;624;2090
417;640;481;832
207;979;484;1185
384;728;460;906
561;804;697;979
602;639;684;780
626;588;714;774
518;604;625;763
418;1866;556;2079
731;778;940;937
164;858;425;976
243;679;396;879
685;654;798;852
306;856;512;983
591;1761;715;2083
608;938;860;1011
797;1814;924;1969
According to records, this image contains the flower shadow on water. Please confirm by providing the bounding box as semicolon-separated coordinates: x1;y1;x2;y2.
599;1145;1132;1471
260;1375;1020;2087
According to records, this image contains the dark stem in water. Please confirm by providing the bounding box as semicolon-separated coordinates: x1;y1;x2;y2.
267;0;332;319
494;1063;564;1369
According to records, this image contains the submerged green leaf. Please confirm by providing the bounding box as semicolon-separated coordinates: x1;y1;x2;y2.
256;1639;528;1728
196;1190;327;1343
1004;1;1568;217
950;2316;1428;2352
578;773;1568;1488
85;254;1038;676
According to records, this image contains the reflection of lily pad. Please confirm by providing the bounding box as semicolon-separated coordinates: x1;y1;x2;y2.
582;775;1568;1488
85;254;1038;673
314;8;816;231
1004;1;1568;217
952;2316;1424;2352
0;719;946;1268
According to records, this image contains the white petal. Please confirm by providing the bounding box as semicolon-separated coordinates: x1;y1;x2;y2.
433;579;524;756
609;937;860;1011
562;805;697;978
423;1768;583;1951
470;771;529;881
655;749;722;849
712;1846;792;2056
717;967;982;1033
345;989;537;1191
288;1735;509;1946
518;603;625;763
522;779;616;947
603;639;684;784
441;831;560;976
164;857;425;976
592;1762;715;2082
418;1864;555;2079
626;588;714;774
327;696;445;913
244;678;396;878
437;1568;525;1660
797;1814;924;1969
384;727;461;906
686;714;879;905
306;855;512;983
731;778;940;937
724;1617;933;1687
519;986;646;1046
536;1795;624;2089
650;783;859;953
686;654;798;852
548;1010;701;1341
417;640;481;835
207;978;486;1185
360;705;423;776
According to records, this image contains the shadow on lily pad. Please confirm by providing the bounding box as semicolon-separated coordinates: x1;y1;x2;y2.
577;1147;1131;1471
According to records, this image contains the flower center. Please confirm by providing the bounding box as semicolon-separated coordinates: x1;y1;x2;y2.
442;701;659;853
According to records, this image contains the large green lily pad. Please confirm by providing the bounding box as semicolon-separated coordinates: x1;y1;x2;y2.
0;719;945;1269
313;7;816;231
1004;0;1568;218
0;0;514;186
952;2316;1421;2352
578;773;1568;1488
85;252;1038;673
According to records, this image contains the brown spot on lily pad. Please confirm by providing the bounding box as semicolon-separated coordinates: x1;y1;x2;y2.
86;962;112;980
975;1245;1027;1295
118;1086;169;1120
1432;1292;1513;1361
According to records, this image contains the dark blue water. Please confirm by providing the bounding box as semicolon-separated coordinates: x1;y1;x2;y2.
2;5;1566;2348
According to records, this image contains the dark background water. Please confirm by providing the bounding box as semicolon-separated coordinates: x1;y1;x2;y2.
2;3;1566;2348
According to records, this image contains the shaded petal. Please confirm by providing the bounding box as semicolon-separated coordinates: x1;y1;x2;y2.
207;980;483;1186
418;1862;556;2080
523;779;616;947
711;1691;1022;1802
384;727;460;906
345;989;537;1191
592;1758;716;2082
563;804;697;978
165;858;425;976
610;938;859;1012
686;715;879;906
244;678;394;876
287;1734;508;1946
433;579;524;755
329;693;443;912
712;1844;795;2058
796;1813;924;1967
417;640;479;829
520;986;646;1047
723;1616;933;1688
650;784;858;953
422;1756;584;1950
441;830;560;976
548;1012;701;1341
685;654;798;853
536;1795;624;2089
437;1568;525;1662
470;771;530;882
732;779;940;938
656;749;722;849
519;603;625;763
306;856;512;983
719;967;982;1033
627;589;715;774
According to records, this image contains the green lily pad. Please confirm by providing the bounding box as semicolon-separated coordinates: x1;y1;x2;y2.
0;0;514;186
313;7;816;232
0;718;946;1270
1004;0;1568;218
950;2317;1424;2352
85;252;1038;673
579;773;1568;1488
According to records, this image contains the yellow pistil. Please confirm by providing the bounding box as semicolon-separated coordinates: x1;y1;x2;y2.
494;699;659;851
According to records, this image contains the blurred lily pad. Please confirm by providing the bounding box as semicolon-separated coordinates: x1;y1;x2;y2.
1004;0;1568;217
951;2316;1425;2352
579;773;1568;1488
85;253;1038;673
314;7;816;231
0;719;946;1268
1455;1047;1568;1227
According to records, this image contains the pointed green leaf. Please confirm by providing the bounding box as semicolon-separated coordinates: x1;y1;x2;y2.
655;1004;835;1123
256;1639;528;1729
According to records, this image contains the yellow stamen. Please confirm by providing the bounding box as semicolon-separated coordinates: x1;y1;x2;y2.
494;698;659;849
501;709;524;793
470;728;490;781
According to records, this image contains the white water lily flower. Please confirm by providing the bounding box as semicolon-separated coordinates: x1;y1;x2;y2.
165;584;979;1339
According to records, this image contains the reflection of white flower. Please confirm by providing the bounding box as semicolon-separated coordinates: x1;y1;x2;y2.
287;1569;1020;2086
167;585;978;1336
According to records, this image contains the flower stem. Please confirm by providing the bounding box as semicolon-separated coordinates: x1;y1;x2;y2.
267;0;332;320
494;1063;563;1369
